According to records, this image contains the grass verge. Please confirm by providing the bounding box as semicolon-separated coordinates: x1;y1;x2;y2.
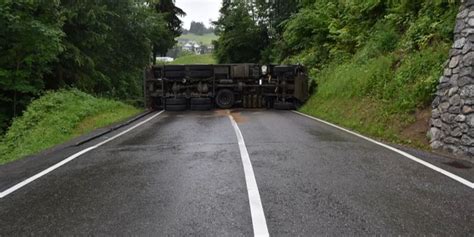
300;44;450;149
0;89;141;164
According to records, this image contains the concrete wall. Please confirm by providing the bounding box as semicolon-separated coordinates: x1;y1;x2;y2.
429;0;474;161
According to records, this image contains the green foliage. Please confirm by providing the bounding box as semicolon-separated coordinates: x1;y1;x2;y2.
52;1;169;99
212;0;301;63
170;54;216;64
213;1;269;63
188;21;214;35
0;89;140;164
0;1;64;129
151;0;186;56
355;22;399;61
396;1;458;51
280;0;458;65
283;0;459;146
0;0;183;133
300;42;449;146
390;46;449;111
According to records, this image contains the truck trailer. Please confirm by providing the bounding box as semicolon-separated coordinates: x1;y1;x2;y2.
144;64;309;111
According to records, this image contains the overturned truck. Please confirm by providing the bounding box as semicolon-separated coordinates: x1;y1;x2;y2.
144;64;309;111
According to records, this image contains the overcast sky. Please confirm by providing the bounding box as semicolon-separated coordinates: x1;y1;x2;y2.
176;0;222;29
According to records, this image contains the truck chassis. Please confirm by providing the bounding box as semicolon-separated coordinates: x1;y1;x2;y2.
145;64;309;111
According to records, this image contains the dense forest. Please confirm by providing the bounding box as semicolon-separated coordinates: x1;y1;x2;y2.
213;0;459;146
184;21;215;35
0;0;184;133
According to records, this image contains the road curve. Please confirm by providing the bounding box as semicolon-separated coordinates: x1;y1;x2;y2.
0;110;473;236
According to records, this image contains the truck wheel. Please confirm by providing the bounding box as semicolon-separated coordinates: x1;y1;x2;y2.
274;101;295;110
190;98;212;110
166;97;187;105
215;89;235;109
165;104;187;111
190;104;212;110
165;97;187;111
190;97;211;105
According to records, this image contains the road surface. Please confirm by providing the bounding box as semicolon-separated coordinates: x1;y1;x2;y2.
0;110;473;236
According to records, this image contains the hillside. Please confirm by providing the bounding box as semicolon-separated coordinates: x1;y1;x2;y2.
285;2;460;148
177;33;217;45
0;90;140;164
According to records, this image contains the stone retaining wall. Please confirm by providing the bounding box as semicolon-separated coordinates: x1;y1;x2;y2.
429;0;474;161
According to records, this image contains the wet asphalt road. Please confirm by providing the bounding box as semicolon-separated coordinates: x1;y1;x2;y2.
0;110;473;236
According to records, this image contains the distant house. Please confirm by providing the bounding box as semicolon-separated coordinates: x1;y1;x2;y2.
182;42;193;51
181;41;203;54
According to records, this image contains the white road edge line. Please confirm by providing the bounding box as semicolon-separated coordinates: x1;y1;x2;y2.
292;110;474;189
228;114;270;237
0;110;165;199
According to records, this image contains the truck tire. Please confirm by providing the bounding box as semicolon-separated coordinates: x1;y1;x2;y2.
274;101;295;110
190;104;212;110
190;98;212;110
166;97;186;105
165;97;187;111
190;97;211;105
215;89;235;109
166;104;187;111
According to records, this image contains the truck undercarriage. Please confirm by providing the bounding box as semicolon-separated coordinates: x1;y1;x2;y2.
145;64;309;111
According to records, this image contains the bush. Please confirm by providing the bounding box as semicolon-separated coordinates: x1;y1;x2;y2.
0;89;140;164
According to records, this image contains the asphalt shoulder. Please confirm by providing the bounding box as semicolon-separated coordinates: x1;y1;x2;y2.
291;110;474;183
0;111;160;191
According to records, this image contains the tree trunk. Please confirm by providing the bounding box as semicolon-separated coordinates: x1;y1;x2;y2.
13;91;17;117
13;60;20;117
153;49;157;65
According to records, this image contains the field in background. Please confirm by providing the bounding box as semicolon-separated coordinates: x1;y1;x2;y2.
178;33;217;45
170;54;216;64
0;89;141;164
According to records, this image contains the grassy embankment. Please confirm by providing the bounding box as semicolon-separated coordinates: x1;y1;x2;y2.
0;89;141;164
170;54;216;64
300;47;448;148
295;7;458;149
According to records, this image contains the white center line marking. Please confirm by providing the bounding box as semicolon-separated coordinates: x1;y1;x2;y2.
0;111;165;199
228;113;270;237
292;110;474;189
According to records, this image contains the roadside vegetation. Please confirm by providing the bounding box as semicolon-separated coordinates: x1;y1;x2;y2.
170;54;216;64
0;90;140;165
213;0;459;147
291;1;458;147
0;1;184;162
0;1;184;134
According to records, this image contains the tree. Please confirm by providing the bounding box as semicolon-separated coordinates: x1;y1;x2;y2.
47;0;170;98
151;0;185;60
213;1;268;63
0;0;181;132
189;21;206;35
213;0;303;63
0;1;63;131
